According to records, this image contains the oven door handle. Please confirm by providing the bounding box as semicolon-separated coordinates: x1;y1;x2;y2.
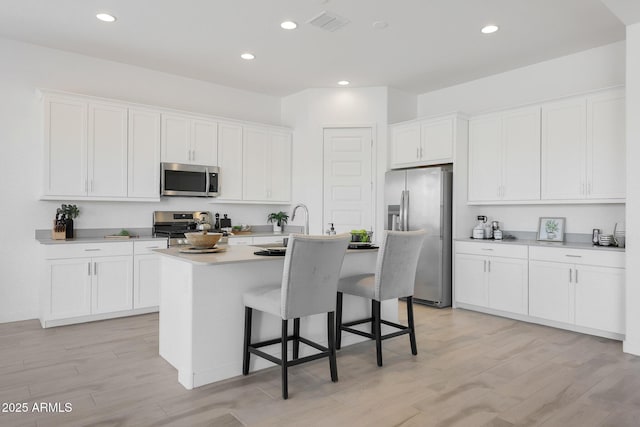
205;167;211;196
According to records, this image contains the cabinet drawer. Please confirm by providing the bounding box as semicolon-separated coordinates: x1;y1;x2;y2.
134;240;168;255
529;246;624;268
44;242;133;259
455;241;528;259
227;237;253;246
252;235;286;245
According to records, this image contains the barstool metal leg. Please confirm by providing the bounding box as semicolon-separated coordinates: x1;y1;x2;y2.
407;296;418;355
373;300;383;366
327;311;338;382
336;292;343;350
281;319;288;399
242;307;252;375
293;318;300;359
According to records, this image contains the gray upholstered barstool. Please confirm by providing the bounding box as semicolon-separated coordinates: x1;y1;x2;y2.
336;229;427;366
242;233;350;399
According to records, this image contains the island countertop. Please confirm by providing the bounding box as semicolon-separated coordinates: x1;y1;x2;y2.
154;244;379;265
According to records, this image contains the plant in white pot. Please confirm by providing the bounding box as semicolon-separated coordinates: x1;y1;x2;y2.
267;211;289;234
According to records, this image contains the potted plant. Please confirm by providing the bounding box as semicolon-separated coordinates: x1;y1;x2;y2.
267;211;289;234
545;219;559;239
57;204;80;239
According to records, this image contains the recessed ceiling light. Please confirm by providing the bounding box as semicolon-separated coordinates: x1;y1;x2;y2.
96;13;116;23
280;21;297;30
481;25;499;34
337;80;350;86
241;53;255;60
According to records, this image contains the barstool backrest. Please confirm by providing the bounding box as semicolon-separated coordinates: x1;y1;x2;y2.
375;230;427;300
281;233;350;319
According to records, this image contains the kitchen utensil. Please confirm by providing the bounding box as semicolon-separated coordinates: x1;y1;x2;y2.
178;246;226;254
592;228;601;245
184;231;223;248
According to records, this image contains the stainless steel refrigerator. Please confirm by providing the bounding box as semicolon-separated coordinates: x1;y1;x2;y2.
385;166;453;307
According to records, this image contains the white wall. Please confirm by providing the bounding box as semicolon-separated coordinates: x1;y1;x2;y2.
387;87;417;124
624;23;640;355
0;37;284;323
281;87;388;237
417;42;627;236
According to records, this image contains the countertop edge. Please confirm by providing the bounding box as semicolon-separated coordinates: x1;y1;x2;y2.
454;237;625;252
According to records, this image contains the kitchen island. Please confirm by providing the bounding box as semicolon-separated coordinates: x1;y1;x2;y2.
155;244;394;389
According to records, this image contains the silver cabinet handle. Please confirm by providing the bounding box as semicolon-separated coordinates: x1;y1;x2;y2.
84;248;101;252
483;260;487;273
94;262;97;275
575;269;579;284
587;183;591;195
420;147;423;158
85;179;88;192
146;245;160;249
88;262;91;276
569;268;572;283
481;248;494;251
488;260;491;272
565;254;582;258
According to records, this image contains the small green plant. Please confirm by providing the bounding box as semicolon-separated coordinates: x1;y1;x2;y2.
545;220;559;233
118;229;131;236
56;204;80;219
267;211;289;227
350;229;370;242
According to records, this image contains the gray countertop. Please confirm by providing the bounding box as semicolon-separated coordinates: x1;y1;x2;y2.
455;237;625;252
35;227;166;245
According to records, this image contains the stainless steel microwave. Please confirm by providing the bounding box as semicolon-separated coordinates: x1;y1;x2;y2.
160;163;219;197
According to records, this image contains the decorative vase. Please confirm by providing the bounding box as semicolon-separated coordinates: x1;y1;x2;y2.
65;218;74;239
273;223;282;234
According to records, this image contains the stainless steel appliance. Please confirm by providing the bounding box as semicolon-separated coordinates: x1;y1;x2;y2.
152;211;212;246
385;166;453;307
160;163;219;197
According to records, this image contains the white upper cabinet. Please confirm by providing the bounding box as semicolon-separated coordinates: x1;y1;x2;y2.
541;88;625;202
88;103;128;197
390;122;421;167
128;108;161;199
390;115;457;169
541;98;586;200
161;114;218;166
468;114;502;201
243;126;292;203
468;106;540;202
43;96;88;197
587;90;625;199
217;122;243;200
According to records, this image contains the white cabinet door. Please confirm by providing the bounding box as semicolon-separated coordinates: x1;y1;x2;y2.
502;107;541;201
88;103;128;197
43;96;87;197
390;122;420;167
48;258;92;319
92;256;133;314
243;126;270;201
269;132;292;202
191;119;217;166
541;99;586;200
217;122;243;200
421;118;453;164
488;257;528;315
529;261;572;323
134;254;161;309
468;115;502;201
587;90;625;200
128;108;160;199
454;254;488;306
574;265;625;334
161;114;190;164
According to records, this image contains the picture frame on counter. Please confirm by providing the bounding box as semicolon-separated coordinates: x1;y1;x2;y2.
537;217;566;242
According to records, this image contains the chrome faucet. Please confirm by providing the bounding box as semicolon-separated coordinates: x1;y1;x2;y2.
291;204;309;235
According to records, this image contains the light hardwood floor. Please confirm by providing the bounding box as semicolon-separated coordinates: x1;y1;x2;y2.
1;304;639;427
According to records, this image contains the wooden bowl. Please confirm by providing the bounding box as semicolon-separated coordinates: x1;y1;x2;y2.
184;232;222;248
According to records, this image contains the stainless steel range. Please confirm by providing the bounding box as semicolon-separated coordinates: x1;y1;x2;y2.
152;211;212;246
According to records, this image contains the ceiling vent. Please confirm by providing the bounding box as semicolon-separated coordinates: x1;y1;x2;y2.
307;10;350;32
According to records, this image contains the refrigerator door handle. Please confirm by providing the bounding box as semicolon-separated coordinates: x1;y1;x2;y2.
391;214;399;231
399;191;405;231
403;190;410;231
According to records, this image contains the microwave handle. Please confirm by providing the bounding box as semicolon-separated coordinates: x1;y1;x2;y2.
205;167;211;196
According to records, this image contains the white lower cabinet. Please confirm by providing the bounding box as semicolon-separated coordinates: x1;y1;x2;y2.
529;248;625;334
455;241;625;339
41;240;166;327
454;243;528;315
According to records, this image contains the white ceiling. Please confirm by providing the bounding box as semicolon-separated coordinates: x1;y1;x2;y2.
0;0;625;96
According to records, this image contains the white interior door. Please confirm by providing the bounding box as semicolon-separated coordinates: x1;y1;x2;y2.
323;127;373;235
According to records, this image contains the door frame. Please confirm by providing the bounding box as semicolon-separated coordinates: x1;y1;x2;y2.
321;124;378;237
